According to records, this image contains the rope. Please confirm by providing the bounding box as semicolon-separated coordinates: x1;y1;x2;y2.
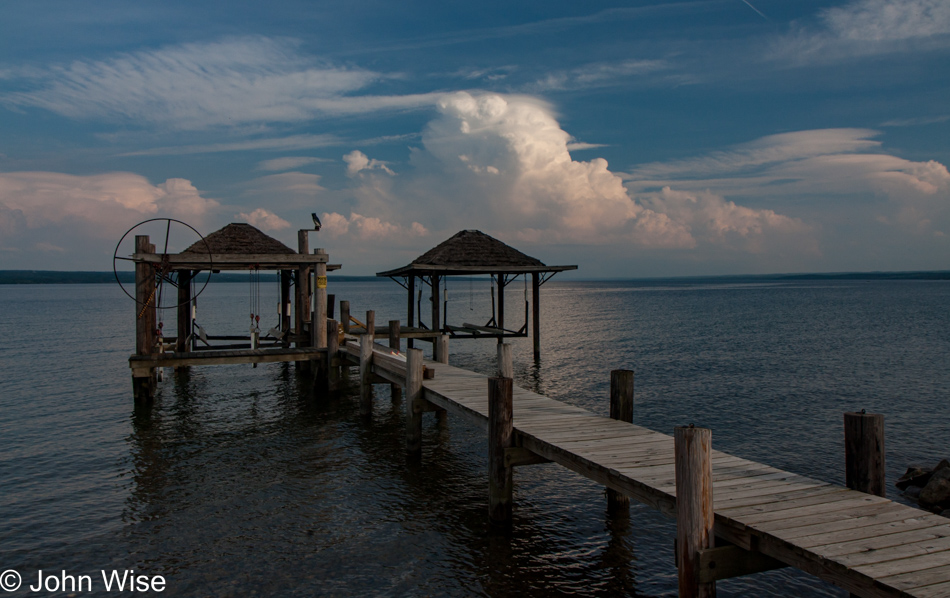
138;286;155;319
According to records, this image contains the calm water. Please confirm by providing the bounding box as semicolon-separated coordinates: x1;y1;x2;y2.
1;279;948;597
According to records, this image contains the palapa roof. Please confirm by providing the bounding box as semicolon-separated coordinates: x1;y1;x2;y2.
377;230;577;276
181;223;296;255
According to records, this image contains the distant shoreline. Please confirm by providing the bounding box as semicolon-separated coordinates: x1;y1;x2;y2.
1;269;948;285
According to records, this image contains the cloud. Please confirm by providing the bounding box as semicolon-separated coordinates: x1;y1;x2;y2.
320;212;427;240
256;156;328;171
529;59;668;91
771;0;950;63
242;172;326;206
410;91;804;251
0;172;218;234
237;208;291;231
343;150;395;176
566;142;609;151
124;134;340;157
2;37;444;129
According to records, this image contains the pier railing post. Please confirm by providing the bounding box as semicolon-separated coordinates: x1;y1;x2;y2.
675;425;715;598
844;411;886;498
340;301;350;334
489;376;514;524
360;310;375;416
326;319;340;392
389;320;402;401
607;370;635;513
497;343;513;379
406;348;424;458
435;334;450;364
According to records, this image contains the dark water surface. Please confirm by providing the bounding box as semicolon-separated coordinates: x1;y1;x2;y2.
1;280;948;597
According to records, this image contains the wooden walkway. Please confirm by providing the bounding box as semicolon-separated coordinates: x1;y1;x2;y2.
345;339;950;598
130;347;326;372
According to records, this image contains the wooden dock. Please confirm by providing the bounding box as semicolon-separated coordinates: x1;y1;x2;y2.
343;337;950;598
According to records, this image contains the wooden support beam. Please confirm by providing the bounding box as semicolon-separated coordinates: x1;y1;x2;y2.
326;319;340;392
389;320;401;401
607;369;635;513
295;231;310;348
176;269;192;354
431;274;441;334
360;313;374;417
280;270;291;347
532;272;541;360
697;543;786;584
340;300;350;334
504;447;551;468
435;334;449;364
496;273;505;345
313;251;327;350
406;348;424;458
675;425;716;598
407;275;415;349
489;376;514;524
497;343;513;378
845;411;886;498
133;235;155;403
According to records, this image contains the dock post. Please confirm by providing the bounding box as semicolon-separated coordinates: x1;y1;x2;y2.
176;269;192;354
497;343;513;378
326;319;340;393
675;425;715;598
406;348;424;458
844;411;886;498
133;235;156;403
340;301;350;334
313;250;327;350
607;370;635;513
532;272;541;360
389;320;401;401
489;376;514;524
360;310;375;416
280;270;291;347
435;334;450;364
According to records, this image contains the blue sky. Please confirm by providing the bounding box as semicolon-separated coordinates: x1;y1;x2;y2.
1;0;948;277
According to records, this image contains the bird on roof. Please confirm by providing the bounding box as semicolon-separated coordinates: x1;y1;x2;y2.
312;213;322;231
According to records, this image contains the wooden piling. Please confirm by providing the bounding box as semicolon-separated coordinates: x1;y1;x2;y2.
607;369;635;513
365;310;375;340
176;269;192;353
326;319;340;391
340;300;350;334
497;343;513;379
280;270;291;347
406;348;424;457
489;376;514;524
435;334;449;364
389;320;401;401
531;272;541;360
675;425;715;598
313;251;327;350
360;332;373;416
844;411;886;498
407;276;415;349
431;274;441;334
296;230;310;347
496;274;505;344
133;235;156;403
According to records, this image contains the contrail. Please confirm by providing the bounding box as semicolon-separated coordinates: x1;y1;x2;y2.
739;0;769;20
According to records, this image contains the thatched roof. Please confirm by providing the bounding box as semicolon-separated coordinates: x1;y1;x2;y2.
377;230;576;276
181;223;296;255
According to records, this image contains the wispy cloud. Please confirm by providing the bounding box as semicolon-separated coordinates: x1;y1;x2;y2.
256;156;330;171
343;150;395;176
529;59;669;92
1;37;444;130
881;114;950;127
122;134;341;156
770;0;950;64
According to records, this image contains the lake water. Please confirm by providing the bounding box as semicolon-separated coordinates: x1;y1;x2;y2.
1;279;948;597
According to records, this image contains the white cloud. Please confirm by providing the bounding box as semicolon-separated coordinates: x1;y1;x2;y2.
242;172;326;206
771;0;950;63
320;211;427;240
0;172;218;234
343;150;395;176
237;208;291;231
2;37;444;129
124;134;340;157
529;59;668;91
566;142;608;151
413;91;802;251
256;156;328;171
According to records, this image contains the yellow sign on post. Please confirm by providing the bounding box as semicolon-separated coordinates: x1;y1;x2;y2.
316;276;327;289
